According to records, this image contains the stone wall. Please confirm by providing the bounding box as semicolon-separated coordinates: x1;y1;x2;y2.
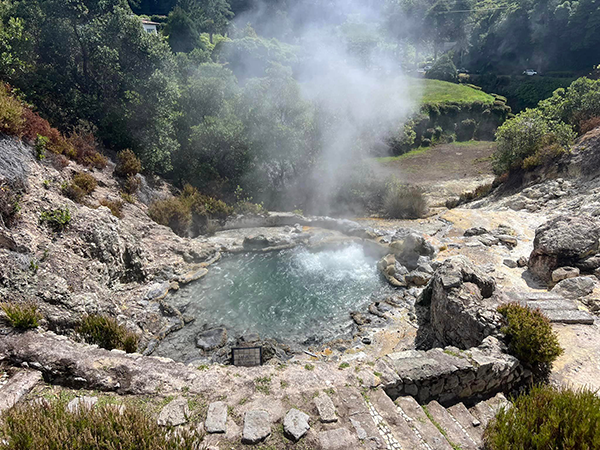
376;336;529;406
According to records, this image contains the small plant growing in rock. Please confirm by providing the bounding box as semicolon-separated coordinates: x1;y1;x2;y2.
115;149;142;178
0;181;23;228
39;207;71;232
338;362;350;370
497;303;563;369
76;314;138;353
1;302;42;329
304;364;315;371
61;173;97;203
35;134;48;160
254;376;272;395
99;198;124;218
120;192;136;204
0;396;204;449
484;384;600;450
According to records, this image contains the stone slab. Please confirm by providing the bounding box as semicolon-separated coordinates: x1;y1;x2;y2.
0;370;42;413
205;401;227;434
543;309;595;324
242;410;270;444
426;400;478;450
314;393;337;423
318;428;359;450
447;402;483;445
396;396;453;450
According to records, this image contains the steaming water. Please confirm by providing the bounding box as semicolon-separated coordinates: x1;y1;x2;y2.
157;243;390;360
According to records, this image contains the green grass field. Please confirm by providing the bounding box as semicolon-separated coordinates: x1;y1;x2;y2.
416;79;495;105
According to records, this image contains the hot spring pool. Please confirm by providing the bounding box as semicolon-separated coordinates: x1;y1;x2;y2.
156;242;392;361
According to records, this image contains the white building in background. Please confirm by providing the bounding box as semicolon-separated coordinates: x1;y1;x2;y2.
141;19;159;34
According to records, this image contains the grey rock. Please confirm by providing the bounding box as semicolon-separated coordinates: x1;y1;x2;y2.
503;259;518;269
464;227;488;237
406;271;431;286
552;266;580;283
283;408;310;441
242;410;271;444
390;232;436;270
529;215;600;283
576;255;600;271
196;328;227;351
478;234;500;246
205;401;228;434
517;256;528;267
67;396;98;413
314;393;337;423
497;235;518;248
551;276;596;299
157;397;189;426
318;428;358;450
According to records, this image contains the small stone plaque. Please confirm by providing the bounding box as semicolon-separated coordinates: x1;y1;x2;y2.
232;346;263;367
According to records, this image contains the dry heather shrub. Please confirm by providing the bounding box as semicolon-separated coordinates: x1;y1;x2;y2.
0;397;204;450
115;149;142;177
579;116;600;135
383;181;428;219
62;173;97;203
99;198;124;218
68;131;107;169
0;84;24;136
484;385;600;450
124;174;141;194
77;314;138;353
148;197;192;236
497;303;563;368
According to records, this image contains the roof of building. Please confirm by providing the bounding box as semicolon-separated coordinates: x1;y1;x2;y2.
141;19;160;26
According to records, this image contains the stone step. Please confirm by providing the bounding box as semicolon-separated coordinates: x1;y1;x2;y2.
0;369;42;414
426;400;479;450
369;389;427;450
446;402;484;446
542;309;595;324
395;396;453;450
336;387;383;445
469;401;495;429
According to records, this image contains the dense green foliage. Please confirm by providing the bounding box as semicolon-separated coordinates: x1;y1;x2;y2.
484;385;600;450
425;54;457;83
0;396;203;449
39;207;72;232
492;77;600;174
497;303;563;368
77;314;139;353
0;302;41;329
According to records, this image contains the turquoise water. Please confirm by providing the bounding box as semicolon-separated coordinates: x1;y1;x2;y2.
159;243;390;358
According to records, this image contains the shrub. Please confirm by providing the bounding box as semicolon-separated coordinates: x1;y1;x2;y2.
72;172;97;195
497;303;563;368
39;207;71;232
34;135;48;160
61;182;86;203
68;131;107;169
383;181;428;219
0;397;203;450
115;149;142;178
148;197;192;236
99;198;124;218
0;83;24;136
425;54;458;83
124;174;141;194
0;181;22;228
77;314;139;353
1;302;41;329
120;192;136;204
484;385;600;450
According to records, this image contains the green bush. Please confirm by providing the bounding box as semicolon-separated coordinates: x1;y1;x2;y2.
115;149;142;178
35;135;48;160
148;197;192;236
76;314;139;353
1;302;41;329
0;397;203;450
484;385;600;450
497;303;563;368
383;181;428;219
40;207;71;232
62;173;97;203
425;54;458;83
0;83;24;136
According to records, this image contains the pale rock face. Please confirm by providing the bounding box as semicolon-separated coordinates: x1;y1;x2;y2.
551;266;580;283
205;401;228;434
242;410;271;444
283;408;310;441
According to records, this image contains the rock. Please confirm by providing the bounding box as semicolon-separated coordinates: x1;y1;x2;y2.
478;234;500;246
67;396;98;413
350;311;371;326
243;235;271;250
318;428;358;450
178;267;208;284
242;410;271;444
196;328;227;351
552;267;580;283
517;256;528;268
497;235;518;248
576;255;600;272
421;256;502;349
529;216;600;283
157;397;189;426
314;393;337;423
205;401;228;434
464;227;488;237
283;408;310;441
389;232;436;270
362;337;372;345
405;271;431;286
503;259;518;269
551;276;596;299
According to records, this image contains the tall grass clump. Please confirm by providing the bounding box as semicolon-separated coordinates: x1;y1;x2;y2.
484;385;600;450
497;303;563;369
1;302;41;329
0;397;204;450
76;314;138;353
383;181;428;219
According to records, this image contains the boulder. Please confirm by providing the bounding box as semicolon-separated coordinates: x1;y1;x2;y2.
205;401;228;434
157;397;189;426
529;216;600;283
421;256;502;349
242;410;271;444
551;267;580;283
551;276;596;299
503;259;518;269
405;271;431;286
283;408;310;441
389;232;436;270
196;327;227;351
314;393;337;423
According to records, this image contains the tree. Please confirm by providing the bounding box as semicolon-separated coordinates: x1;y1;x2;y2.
164;6;202;53
425;53;458;82
199;0;233;42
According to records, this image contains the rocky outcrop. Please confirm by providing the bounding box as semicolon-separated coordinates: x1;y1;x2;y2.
379;336;527;405
529;215;600;283
420;256;502;349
